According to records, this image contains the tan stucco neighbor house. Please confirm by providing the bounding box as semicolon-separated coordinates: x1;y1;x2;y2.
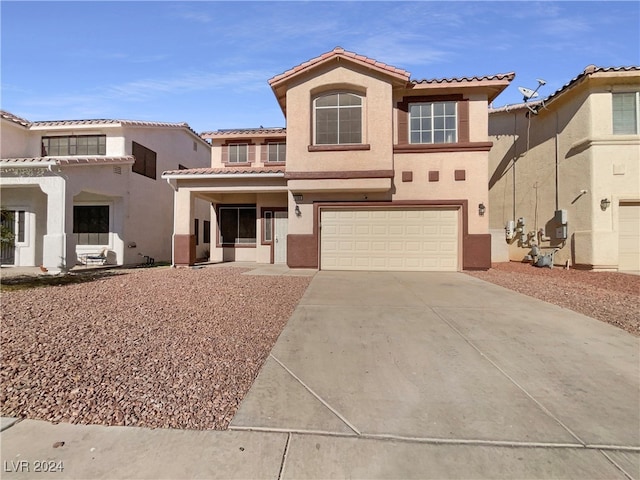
0;111;212;273
163;47;514;271
488;66;640;271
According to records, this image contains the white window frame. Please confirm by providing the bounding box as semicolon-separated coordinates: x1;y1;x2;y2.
313;92;363;145
613;91;640;135
228;143;248;163
409;101;458;144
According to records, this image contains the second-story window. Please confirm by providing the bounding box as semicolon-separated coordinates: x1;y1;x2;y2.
267;142;286;163
228;143;248;163
314;92;362;145
42;135;106;156
613;92;639;134
409;101;457;144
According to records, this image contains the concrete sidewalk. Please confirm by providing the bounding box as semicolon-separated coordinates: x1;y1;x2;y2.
2;271;639;479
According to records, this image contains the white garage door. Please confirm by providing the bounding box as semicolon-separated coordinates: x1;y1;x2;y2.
320;208;459;271
619;202;640;271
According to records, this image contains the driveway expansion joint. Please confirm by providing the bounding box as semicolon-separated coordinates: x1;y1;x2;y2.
277;432;291;480
429;307;589;447
598;449;637;480
269;354;361;435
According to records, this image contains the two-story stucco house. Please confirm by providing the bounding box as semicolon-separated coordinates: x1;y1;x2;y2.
0;111;212;273
163;47;513;271
488;66;640;271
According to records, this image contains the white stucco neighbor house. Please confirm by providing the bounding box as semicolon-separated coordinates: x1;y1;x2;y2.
488;66;640;271
0;111;212;273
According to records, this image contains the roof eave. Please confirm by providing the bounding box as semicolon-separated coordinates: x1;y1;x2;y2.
161;172;286;180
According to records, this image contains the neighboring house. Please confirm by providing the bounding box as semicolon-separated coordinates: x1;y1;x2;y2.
0;111;211;273
488;66;640;271
163;47;513;271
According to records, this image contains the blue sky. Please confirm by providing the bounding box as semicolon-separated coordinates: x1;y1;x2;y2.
1;1;639;133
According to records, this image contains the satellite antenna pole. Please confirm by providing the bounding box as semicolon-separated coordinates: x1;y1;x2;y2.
518;78;546;114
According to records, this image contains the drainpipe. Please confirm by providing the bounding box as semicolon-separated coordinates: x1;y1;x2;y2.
555;111;559;211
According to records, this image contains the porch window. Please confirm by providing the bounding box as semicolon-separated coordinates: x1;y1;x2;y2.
219;206;256;245
613;92;639;134
73;205;109;245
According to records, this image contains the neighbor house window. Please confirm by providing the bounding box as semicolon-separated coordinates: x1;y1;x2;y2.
218;206;256;245
228;144;248;163
42;135;106;156
613;92;639;134
194;219;200;246
73;205;109;245
267;142;286;163
409;101;457;144
314;92;362;145
132;141;157;180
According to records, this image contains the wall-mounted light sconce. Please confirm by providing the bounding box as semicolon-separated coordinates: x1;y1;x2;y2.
600;198;611;211
478;203;486;216
295;205;301;217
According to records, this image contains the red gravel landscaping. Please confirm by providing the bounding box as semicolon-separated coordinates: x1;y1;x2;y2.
1;267;312;430
466;262;640;336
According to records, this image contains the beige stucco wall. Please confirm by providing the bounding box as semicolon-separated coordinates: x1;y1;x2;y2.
285;64;394;173
488;74;640;269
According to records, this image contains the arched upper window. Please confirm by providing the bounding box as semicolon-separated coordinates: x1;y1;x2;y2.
314;92;362;145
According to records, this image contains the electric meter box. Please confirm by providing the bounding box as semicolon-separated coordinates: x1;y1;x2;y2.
556;225;568;240
554;209;567;224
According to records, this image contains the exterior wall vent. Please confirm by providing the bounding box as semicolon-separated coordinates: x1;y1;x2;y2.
114;166;122;175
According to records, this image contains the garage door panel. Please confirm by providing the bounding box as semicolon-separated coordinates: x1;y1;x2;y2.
321;208;459;271
619;203;640;271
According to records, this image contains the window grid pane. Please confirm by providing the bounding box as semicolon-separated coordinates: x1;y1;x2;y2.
409;101;457;144
315;93;362;145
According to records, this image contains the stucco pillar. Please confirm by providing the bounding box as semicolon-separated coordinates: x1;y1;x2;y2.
173;187;195;266
39;176;75;273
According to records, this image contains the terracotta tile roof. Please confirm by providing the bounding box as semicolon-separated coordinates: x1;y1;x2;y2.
268;46;411;86
1;110;32;127
412;72;516;85
543;65;639;104
1;156;135;166
201;127;286;138
490;65;639;113
163;166;285;176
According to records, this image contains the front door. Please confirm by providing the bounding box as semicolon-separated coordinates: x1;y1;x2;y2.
274;211;288;264
1;210;16;265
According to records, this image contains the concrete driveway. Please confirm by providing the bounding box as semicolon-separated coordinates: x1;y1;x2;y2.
231;271;640;478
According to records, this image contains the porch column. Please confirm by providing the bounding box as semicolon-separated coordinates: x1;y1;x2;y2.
173;187;196;266
39;176;75;273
